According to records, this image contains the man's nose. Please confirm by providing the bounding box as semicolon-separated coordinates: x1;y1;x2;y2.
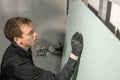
34;31;37;37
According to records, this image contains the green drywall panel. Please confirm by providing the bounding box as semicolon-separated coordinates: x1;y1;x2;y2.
61;0;120;80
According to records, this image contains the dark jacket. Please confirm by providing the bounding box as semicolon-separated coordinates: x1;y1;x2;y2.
1;42;77;80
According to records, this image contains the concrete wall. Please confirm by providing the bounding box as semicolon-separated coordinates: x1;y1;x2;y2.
0;0;31;62
31;0;66;46
61;0;120;80
0;0;67;74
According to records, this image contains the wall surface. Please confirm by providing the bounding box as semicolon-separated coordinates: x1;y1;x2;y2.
31;0;66;45
61;0;120;80
109;0;120;6
0;0;31;62
31;0;66;73
0;0;66;74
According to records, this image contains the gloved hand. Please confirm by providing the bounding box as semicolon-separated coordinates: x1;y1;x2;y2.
71;32;83;58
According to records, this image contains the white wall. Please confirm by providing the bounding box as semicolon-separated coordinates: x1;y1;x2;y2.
110;2;120;33
109;0;120;6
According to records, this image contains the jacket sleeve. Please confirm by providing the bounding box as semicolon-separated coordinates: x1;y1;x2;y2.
54;57;77;80
13;57;77;80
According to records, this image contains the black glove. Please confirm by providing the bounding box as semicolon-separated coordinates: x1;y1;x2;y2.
71;32;83;58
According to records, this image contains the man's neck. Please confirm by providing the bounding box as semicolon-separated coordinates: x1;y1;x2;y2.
17;43;30;51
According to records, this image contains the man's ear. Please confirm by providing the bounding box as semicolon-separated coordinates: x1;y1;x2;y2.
14;37;22;44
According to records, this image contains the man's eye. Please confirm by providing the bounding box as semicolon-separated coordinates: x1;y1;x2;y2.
29;30;34;35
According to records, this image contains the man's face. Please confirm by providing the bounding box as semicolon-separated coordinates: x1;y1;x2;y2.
20;23;37;48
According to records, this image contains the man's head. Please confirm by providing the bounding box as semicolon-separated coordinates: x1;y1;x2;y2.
4;17;37;50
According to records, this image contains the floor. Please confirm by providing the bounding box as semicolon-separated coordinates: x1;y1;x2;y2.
33;54;62;74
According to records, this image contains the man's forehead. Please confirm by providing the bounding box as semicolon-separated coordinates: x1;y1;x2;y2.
20;24;33;33
20;23;33;29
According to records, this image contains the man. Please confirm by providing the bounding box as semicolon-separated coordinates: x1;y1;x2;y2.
1;17;83;80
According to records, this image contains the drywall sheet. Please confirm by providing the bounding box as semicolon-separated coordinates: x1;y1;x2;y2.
61;0;120;80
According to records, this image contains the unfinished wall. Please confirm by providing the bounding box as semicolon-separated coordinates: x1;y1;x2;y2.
61;0;120;80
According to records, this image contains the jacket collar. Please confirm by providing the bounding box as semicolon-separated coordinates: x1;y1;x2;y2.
11;42;32;57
